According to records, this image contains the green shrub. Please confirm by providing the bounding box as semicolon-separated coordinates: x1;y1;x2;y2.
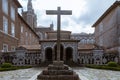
107;61;118;67
1;63;12;68
0;66;32;71
0;67;17;71
86;64;120;71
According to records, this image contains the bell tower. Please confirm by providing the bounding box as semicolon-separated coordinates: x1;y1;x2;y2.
27;0;33;11
22;0;37;29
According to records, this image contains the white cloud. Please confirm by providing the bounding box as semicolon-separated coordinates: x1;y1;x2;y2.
62;17;94;33
18;0;116;33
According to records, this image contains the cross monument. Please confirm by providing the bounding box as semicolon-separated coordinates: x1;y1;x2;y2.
38;7;80;80
46;7;72;61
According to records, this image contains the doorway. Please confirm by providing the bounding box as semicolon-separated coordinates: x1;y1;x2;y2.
45;47;52;61
66;47;73;61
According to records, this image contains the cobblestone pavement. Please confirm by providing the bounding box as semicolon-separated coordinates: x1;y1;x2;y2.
0;67;120;80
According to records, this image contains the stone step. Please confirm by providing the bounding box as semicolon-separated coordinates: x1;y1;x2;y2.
42;70;74;75
37;74;80;80
48;64;69;70
37;61;80;80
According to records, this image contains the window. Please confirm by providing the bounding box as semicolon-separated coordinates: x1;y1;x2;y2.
99;37;103;46
39;32;43;39
11;5;15;21
81;39;85;44
29;33;31;45
3;16;8;34
26;31;28;37
3;44;8;52
21;26;23;33
11;46;15;51
26;32;28;45
91;39;95;44
30;33;31;38
11;23;15;37
99;22;103;33
2;0;8;15
87;39;90;44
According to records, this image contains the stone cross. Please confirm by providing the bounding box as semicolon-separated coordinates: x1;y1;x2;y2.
46;7;72;61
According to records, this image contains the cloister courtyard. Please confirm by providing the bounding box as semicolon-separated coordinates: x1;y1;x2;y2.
0;67;120;80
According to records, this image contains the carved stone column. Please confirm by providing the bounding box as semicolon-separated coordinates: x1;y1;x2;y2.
63;48;66;61
52;48;55;61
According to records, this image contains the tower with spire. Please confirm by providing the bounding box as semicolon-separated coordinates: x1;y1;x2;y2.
22;0;37;29
27;0;32;11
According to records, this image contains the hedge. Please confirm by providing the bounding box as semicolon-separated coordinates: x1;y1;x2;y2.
1;63;12;68
0;66;32;71
107;61;118;67
86;64;120;71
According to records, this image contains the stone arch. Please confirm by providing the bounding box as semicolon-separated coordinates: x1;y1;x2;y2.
25;59;27;64
65;47;73;61
81;58;84;64
54;44;64;60
35;59;37;64
28;59;30;65
45;47;53;61
86;39;89;44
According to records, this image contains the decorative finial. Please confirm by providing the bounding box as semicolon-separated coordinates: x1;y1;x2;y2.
27;0;33;11
50;22;54;30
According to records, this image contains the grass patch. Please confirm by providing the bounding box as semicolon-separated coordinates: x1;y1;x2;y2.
85;64;120;71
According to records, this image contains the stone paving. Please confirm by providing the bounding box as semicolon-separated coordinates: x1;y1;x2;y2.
0;68;43;80
0;67;120;80
74;68;120;80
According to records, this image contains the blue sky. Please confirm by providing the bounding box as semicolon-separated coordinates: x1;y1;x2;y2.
18;0;116;33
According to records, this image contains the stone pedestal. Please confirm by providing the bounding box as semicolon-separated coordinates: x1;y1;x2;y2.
37;61;80;80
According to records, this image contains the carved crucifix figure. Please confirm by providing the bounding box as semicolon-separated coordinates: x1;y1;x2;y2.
46;7;72;61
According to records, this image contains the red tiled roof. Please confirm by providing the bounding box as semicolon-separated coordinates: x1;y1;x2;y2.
18;45;41;50
78;44;95;50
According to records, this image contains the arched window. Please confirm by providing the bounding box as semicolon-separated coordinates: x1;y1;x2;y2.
87;39;90;44
81;39;85;44
91;39;95;44
84;39;87;44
